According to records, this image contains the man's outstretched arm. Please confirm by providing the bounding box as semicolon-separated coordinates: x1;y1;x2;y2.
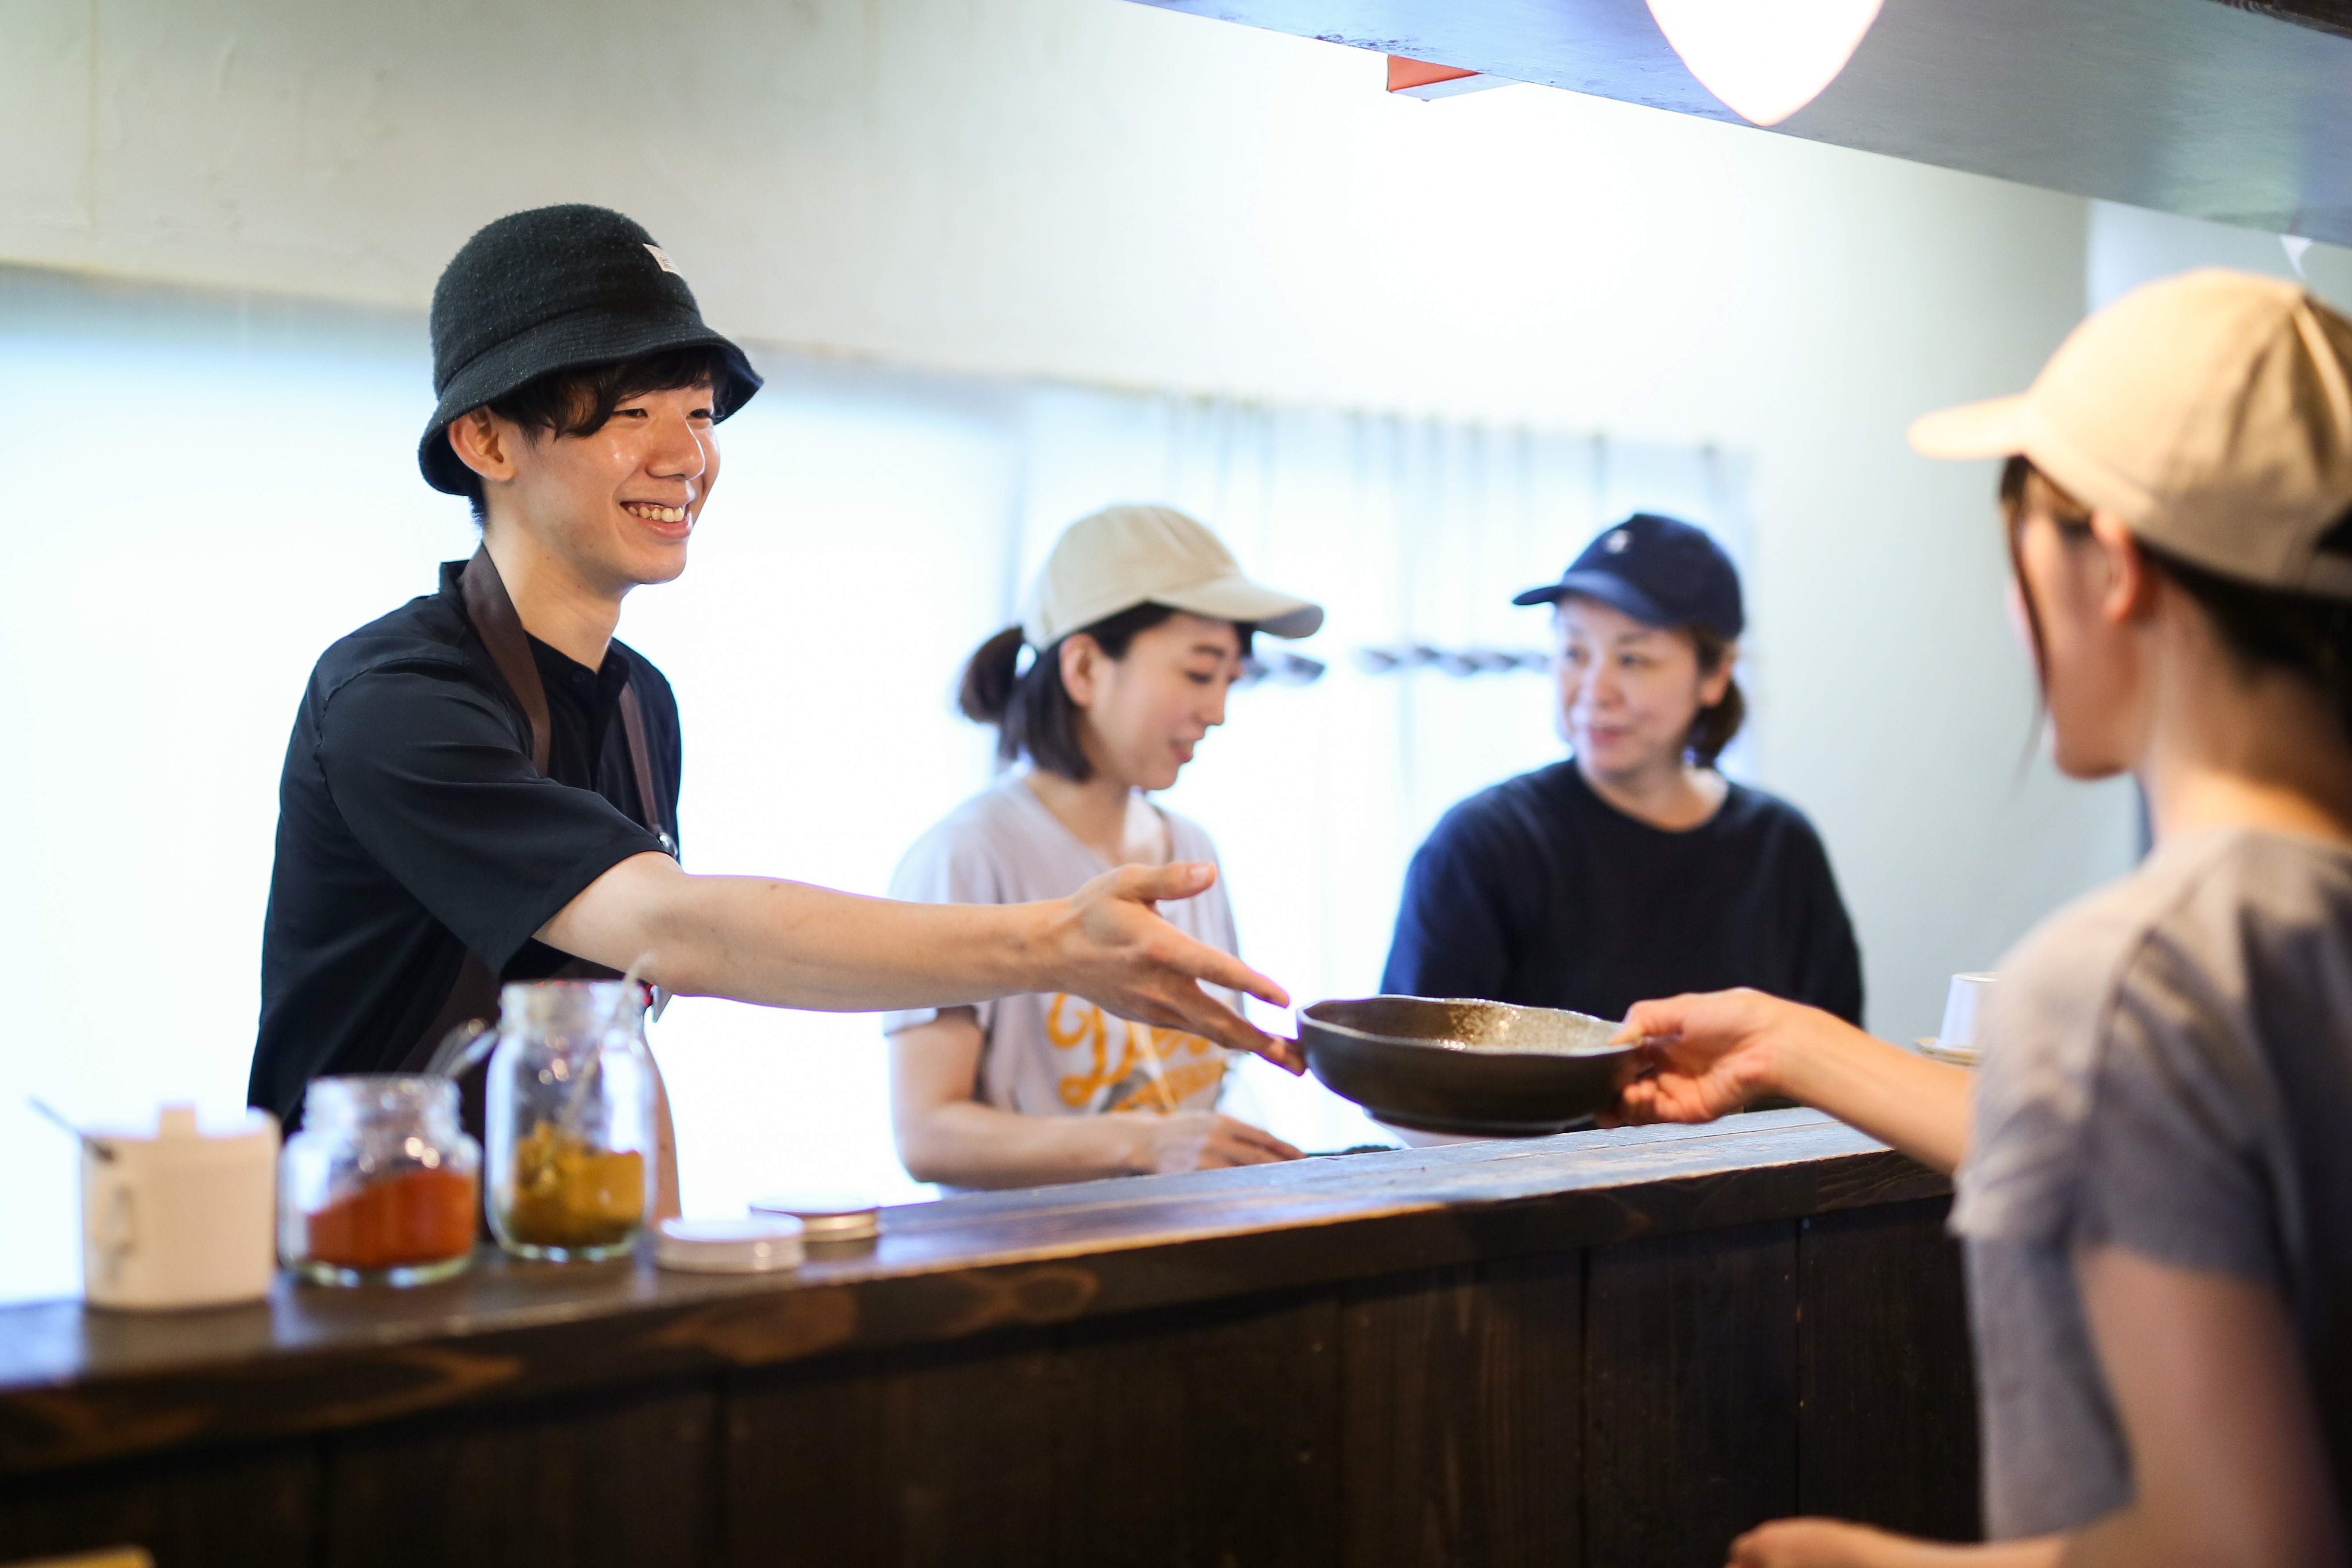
539;851;1302;1069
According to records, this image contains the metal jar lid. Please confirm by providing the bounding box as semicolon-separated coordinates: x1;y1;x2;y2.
748;1192;882;1244
653;1216;805;1274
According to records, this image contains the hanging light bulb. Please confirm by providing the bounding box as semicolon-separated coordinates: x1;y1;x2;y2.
1644;0;1885;127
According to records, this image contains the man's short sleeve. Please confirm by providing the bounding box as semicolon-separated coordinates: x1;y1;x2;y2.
317;662;667;969
881;825;1006;1037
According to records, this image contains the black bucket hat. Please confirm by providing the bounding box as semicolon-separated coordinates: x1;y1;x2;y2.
417;204;763;494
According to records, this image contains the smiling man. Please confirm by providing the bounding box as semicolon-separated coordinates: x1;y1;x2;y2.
249;206;1294;1179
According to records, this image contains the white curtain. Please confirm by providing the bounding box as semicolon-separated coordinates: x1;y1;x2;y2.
0;270;1744;1302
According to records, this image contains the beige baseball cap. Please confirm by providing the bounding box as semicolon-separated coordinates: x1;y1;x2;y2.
1019;504;1324;648
1909;268;2352;599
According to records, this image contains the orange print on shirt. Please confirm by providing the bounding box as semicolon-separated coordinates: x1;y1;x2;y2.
1045;993;1222;1113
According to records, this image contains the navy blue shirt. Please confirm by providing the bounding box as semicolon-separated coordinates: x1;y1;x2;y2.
1381;761;1862;1024
248;561;680;1127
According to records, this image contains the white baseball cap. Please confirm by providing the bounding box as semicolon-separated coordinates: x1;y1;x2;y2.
1909;269;2352;599
1019;504;1324;648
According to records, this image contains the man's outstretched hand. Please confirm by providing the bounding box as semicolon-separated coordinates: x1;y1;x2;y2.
1050;863;1305;1074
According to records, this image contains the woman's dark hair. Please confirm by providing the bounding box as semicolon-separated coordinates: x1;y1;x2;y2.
2001;454;2352;745
459;345;734;519
1684;626;1746;767
1998;455;2093;688
959;603;1255;780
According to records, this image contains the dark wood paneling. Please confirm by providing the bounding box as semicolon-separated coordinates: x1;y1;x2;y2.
1798;1199;1981;1542
1051;1290;1340;1568
321;1381;717;1568
0;1439;316;1568
725;1295;1338;1568
722;1331;1060;1568
1585;1221;1800;1568
1339;1254;1581;1567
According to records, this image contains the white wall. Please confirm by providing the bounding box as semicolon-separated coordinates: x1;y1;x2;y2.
0;0;2146;1197
2088;200;2352;313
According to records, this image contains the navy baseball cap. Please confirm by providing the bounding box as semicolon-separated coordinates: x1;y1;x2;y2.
1511;513;1744;640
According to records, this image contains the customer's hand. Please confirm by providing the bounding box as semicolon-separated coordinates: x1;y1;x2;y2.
1126;1111;1303;1174
1724;1517;1920;1568
1605;987;1831;1126
1610;989;1971;1175
1050;864;1304;1072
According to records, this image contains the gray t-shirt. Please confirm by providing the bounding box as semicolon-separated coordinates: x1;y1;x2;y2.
1951;828;2352;1539
882;774;1241;1117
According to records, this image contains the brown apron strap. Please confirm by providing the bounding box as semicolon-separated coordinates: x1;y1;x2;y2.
617;684;675;856
462;544;670;848
416;549;672;1091
460;546;552;772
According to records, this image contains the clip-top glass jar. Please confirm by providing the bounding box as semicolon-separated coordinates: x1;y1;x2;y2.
280;1076;481;1286
487;980;656;1262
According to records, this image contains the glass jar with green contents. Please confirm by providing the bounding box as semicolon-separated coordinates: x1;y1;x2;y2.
485;980;656;1262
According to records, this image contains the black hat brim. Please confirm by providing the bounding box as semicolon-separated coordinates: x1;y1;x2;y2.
417;310;763;495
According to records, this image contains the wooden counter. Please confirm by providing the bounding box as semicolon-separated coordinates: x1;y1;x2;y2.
0;1109;1977;1567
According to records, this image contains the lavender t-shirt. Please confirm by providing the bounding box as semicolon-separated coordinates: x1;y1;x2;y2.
882;774;1241;1118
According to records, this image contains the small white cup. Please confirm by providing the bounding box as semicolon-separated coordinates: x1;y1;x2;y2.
82;1105;280;1311
1937;973;1998;1055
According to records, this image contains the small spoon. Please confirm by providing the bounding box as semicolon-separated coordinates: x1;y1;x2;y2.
423;1018;496;1081
29;1097;114;1163
535;952;655;1181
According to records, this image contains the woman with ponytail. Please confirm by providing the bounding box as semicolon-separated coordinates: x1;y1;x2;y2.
884;506;1324;1190
1616;271;2352;1567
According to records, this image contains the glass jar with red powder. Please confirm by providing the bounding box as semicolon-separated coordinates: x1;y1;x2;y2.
280;1076;481;1286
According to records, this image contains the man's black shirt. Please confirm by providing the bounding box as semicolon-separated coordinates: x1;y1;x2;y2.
1381;761;1863;1025
249;561;680;1127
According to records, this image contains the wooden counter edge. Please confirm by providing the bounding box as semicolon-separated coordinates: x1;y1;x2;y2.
0;1116;1947;1474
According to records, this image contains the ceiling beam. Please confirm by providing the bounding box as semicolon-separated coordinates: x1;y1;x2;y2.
1131;0;2352;245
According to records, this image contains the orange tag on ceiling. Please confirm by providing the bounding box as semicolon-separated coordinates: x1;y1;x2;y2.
1386;55;1509;99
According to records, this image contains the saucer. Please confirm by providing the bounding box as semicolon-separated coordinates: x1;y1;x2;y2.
1915;1036;1981;1068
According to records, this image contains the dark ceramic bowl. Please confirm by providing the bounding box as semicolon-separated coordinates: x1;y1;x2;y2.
1299;996;1641;1137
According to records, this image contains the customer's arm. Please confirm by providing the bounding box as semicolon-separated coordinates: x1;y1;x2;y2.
540;852;1303;1067
1608;989;1970;1174
889;1012;1300;1187
2055;1246;2346;1568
